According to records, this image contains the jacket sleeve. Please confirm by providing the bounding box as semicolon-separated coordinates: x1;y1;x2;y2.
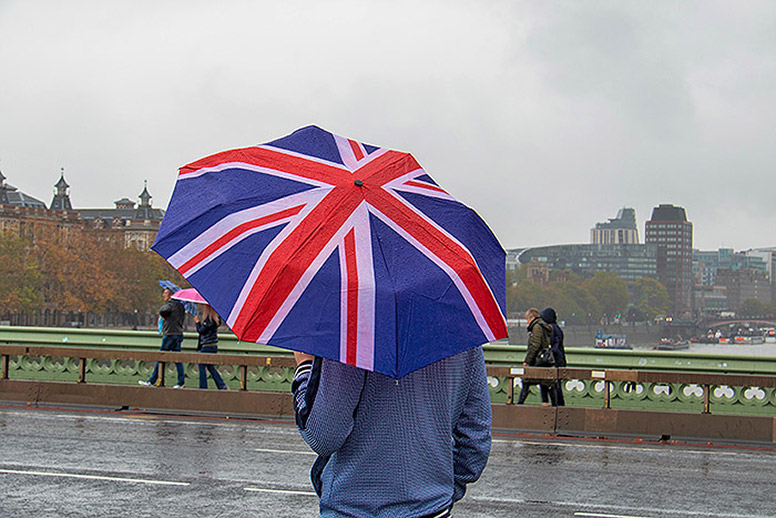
159;302;172;319
524;325;543;366
291;357;366;456
452;348;492;502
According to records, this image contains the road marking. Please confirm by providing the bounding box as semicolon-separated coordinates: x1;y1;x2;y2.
0;409;299;435
492;439;740;456
254;448;316;455
244;487;317;496
0;468;189;486
468;497;768;518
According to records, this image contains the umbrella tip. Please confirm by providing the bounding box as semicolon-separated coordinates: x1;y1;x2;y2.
354;179;363;187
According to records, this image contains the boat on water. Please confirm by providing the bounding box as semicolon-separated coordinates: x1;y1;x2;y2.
595;330;631;349
655;338;690;351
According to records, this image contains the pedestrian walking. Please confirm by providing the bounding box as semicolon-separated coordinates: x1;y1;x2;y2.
516;307;557;406
540;307;566;406
139;287;186;388
195;304;227;390
292;346;491;517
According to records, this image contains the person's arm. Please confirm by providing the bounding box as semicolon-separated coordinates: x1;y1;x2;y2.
452;348;492;502
159;302;172;319
291;354;366;456
524;326;542;366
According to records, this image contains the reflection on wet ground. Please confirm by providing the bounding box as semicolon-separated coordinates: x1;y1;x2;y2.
1;405;775;517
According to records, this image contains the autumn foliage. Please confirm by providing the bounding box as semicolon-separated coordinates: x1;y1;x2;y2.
0;231;186;318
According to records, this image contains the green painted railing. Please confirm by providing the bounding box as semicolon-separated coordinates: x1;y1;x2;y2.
2;326;775;415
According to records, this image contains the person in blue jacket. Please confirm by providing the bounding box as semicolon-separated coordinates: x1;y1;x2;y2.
195;304;227;390
292;346;492;518
540;307;566;406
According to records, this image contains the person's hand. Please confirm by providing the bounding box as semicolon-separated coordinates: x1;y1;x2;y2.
194;315;200;323
294;351;314;365
523;362;529;367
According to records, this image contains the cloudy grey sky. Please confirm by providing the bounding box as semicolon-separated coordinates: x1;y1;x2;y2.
1;0;774;251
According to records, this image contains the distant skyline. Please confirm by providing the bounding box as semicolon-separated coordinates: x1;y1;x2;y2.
1;1;774;251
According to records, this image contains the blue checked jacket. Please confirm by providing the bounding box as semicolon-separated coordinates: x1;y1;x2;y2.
292;347;491;517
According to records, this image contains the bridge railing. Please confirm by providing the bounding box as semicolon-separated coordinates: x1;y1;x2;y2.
2;326;776;416
3;340;776;443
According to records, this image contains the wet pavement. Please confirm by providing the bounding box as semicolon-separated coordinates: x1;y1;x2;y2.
1;403;775;517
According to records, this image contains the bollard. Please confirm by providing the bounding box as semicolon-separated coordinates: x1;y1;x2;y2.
703;384;711;414
77;358;86;383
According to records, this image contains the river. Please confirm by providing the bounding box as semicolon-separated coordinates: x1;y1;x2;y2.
625;341;776;356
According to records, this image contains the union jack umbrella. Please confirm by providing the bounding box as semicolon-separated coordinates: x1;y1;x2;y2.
152;126;507;377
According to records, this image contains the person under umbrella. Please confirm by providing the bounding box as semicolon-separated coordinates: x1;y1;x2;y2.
139;287;186;388
152;126;505;515
194;304;228;390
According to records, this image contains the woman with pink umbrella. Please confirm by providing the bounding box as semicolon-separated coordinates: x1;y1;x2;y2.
173;289;228;390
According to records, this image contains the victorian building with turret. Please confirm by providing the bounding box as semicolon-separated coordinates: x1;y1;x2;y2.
0;169;163;250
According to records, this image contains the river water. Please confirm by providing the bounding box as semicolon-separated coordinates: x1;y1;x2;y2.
627;342;776;356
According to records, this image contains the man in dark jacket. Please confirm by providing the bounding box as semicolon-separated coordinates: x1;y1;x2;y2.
139;288;186;388
516;307;557;405
541;307;566;406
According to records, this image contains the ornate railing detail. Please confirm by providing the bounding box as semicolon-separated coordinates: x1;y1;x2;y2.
2;326;776;416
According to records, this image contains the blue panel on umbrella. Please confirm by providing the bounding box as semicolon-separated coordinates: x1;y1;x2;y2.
186;225;286;320
392;190;506;314
414;174;439;186
153;168;316;257
264;125;344;166
269;249;342;359
363;143;380;155
369;214;487;377
369;216;398;377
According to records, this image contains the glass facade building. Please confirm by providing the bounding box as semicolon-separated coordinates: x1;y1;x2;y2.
515;243;657;281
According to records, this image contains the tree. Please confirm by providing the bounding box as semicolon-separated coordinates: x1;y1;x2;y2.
0;234;43;313
583;271;628;321
630;277;671;322
558;282;600;324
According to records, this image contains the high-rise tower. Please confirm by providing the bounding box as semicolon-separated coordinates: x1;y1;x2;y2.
645;204;693;316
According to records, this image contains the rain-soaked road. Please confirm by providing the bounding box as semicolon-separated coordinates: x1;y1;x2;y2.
1;403;775;518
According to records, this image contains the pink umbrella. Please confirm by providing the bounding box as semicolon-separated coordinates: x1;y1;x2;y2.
170;288;208;305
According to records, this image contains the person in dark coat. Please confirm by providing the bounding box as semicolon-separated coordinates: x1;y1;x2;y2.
541;307;566;406
195;304;227;390
139;288;186;388
516;307;557;406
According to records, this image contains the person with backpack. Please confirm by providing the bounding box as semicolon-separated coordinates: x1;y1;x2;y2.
540;307;567;406
516;307;557;406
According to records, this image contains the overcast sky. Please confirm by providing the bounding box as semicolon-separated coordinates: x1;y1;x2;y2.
1;1;774;251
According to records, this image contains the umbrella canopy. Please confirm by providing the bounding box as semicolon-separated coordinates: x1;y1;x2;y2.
152;125;507;377
158;280;196;315
170;287;208;304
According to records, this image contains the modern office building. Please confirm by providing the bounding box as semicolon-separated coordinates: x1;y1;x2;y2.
514;243;657;281
591;207;639;245
693;285;729;315
715;268;771;310
645;204;693;316
693;248;768;286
